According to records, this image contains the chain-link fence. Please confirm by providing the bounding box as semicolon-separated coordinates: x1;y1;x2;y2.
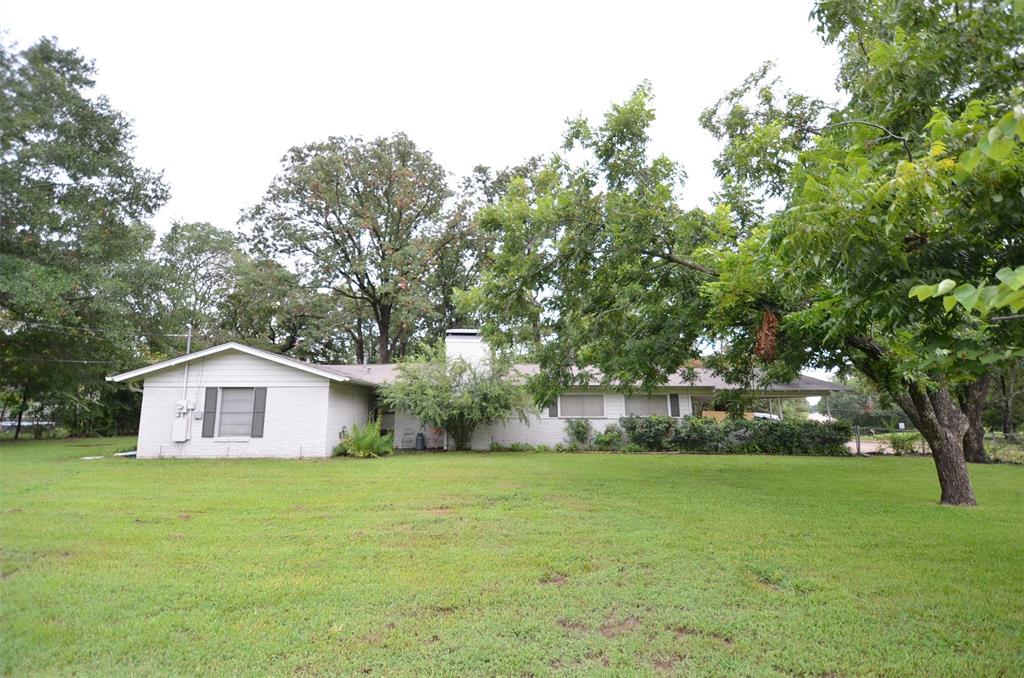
850;425;930;455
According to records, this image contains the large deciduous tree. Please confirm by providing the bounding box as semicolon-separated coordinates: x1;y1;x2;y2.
0;36;168;437
467;2;1024;505
244;134;451;363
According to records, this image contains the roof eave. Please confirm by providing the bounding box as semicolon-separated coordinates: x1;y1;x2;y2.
106;343;355;385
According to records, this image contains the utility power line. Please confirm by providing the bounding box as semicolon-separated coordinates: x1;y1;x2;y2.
2;321;188;337
0;357;114;364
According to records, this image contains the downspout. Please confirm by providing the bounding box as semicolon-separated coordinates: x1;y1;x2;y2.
181;324;193;440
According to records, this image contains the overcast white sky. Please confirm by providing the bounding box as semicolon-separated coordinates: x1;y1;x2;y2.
4;1;841;235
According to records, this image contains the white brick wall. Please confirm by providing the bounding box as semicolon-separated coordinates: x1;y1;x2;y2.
325;382;373;453
390;391;694;450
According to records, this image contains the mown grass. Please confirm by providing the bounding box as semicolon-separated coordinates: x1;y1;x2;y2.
1;437;1022;676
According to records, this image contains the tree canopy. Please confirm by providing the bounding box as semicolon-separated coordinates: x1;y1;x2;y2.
466;1;1024;505
0;36;168;436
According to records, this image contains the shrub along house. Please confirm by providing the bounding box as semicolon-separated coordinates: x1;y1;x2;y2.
108;329;845;458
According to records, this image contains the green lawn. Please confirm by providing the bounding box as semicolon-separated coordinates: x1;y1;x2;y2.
2;438;1022;676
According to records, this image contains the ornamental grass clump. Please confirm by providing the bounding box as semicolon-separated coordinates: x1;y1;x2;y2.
335;419;394;458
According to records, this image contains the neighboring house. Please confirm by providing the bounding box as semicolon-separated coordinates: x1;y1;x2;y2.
108;329;845;458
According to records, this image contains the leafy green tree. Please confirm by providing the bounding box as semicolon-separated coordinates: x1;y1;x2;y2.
467;3;1023;505
698;2;1023;488
462;84;722;406
156;222;241;339
418;159;544;345
245;134;451;363
378;343;533;450
0;36;168;437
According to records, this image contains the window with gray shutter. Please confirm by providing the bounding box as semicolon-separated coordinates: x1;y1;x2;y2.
250;387;267;437
201;387;218;437
548;401;558;417
670;393;680;417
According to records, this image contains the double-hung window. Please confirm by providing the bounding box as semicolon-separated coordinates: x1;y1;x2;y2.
218;388;256;436
201;387;267;438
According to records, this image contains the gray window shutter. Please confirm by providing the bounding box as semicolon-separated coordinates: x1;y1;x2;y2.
670;394;680;417
201;388;218;437
250;387;267;438
548;401;558;417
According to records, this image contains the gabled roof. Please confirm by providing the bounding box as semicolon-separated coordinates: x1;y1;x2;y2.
109;342;847;396
106;342;378;386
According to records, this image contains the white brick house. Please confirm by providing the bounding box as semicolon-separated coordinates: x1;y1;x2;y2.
109;330;843;457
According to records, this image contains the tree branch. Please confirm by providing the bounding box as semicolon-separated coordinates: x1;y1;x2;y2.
813;120;914;161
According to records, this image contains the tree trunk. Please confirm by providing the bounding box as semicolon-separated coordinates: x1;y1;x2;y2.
901;383;976;506
846;336;977;505
377;306;391;364
959;374;990;464
447;417;474;451
13;385;28;441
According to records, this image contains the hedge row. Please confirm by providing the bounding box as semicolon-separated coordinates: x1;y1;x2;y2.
618;415;852;456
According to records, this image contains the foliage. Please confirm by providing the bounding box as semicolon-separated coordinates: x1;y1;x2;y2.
984;361;1023;436
564;418;593;445
378;343;533;450
710;390;751;420
488;442;551;453
462;83;722;405
910;265;1024;318
823;375;909;428
0;36;169;438
467;1;1024;504
245;134;462;364
620;415;678;451
334;419;394;458
670;416;731;452
885;432;922;456
592;423;625;451
620;415;851;455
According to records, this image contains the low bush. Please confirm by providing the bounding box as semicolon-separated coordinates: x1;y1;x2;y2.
671;416;727;452
592;423;625;451
886;432;922;456
623;415;851;456
334;419;394;458
565;418;593;445
489;442;545;453
620;442;646;454
620;415;677;451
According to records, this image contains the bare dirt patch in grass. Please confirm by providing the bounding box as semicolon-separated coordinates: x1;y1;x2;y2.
671;624;732;645
599;615;641;638
653;654;685;672
538;574;567;585
557;618;588;632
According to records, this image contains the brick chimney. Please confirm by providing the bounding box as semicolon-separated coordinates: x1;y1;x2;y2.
445;329;488;366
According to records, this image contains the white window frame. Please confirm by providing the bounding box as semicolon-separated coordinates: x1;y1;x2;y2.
557;393;605;418
215;386;256;440
625;394;671;418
